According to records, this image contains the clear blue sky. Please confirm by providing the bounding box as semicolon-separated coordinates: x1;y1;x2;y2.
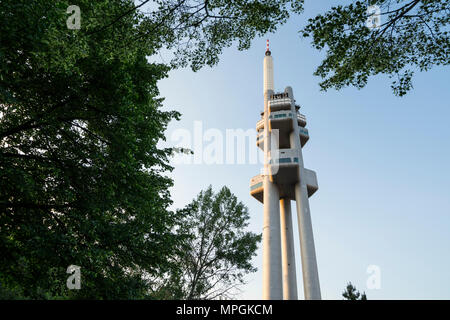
156;1;450;299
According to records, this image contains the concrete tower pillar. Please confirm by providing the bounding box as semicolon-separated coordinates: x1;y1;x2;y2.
262;173;282;299
280;198;298;299
293;182;321;300
262;49;283;300
287;86;321;300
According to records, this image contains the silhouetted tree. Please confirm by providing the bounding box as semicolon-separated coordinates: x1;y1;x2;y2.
343;282;367;300
154;186;261;300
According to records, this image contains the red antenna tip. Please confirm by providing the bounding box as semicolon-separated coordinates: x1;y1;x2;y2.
265;39;271;56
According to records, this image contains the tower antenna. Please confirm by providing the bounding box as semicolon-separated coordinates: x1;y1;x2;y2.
265;39;271;56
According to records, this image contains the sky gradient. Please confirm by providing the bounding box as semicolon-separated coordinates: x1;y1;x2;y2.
156;1;450;299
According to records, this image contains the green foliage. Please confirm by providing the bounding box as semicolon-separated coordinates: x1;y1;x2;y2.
148;0;305;71
0;0;180;299
301;0;449;96
0;0;299;299
155;186;262;300
342;282;367;300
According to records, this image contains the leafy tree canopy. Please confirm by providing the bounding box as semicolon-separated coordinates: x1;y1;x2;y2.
147;0;304;71
301;0;449;96
0;0;181;299
154;186;261;300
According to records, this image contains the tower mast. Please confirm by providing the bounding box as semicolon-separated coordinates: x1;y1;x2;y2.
261;39;282;299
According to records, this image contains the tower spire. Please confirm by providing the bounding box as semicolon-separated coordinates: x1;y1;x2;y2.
265;39;271;56
263;40;274;93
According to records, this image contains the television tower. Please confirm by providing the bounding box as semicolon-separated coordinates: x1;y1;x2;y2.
250;40;321;300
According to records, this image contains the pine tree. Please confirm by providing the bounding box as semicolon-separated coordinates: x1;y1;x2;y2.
342;282;367;300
